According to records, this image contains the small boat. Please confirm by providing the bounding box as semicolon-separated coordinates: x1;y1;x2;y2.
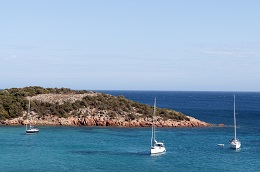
151;98;166;154
229;95;241;149
26;99;39;134
26;126;39;134
217;144;224;147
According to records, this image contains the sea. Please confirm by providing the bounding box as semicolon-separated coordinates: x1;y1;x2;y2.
0;91;259;172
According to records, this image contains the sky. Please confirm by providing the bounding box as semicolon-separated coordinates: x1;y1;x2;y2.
1;0;260;91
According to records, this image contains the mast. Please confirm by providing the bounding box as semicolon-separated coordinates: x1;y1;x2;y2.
234;95;236;140
151;103;153;147
153;97;156;142
26;99;30;130
151;97;157;147
28;99;31;128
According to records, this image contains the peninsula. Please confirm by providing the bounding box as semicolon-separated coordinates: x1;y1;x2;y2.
0;86;211;127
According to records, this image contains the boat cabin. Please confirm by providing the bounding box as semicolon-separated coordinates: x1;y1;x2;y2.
155;142;164;147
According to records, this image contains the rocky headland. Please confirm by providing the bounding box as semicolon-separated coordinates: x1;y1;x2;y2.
0;87;212;127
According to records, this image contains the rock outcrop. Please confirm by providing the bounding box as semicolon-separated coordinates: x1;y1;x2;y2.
29;93;97;105
2;114;211;127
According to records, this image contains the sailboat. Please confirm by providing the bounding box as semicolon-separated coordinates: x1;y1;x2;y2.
151;98;166;154
26;98;39;134
229;95;241;149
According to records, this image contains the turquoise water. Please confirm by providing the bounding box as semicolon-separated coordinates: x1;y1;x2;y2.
1;126;259;171
1;91;260;171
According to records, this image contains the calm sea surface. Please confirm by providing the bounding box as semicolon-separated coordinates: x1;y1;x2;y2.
1;91;260;171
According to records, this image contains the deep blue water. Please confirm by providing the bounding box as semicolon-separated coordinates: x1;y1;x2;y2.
1;91;260;171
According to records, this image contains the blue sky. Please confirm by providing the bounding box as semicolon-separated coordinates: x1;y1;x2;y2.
1;0;260;91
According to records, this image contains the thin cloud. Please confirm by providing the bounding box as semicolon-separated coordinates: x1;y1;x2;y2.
200;42;260;58
0;45;40;51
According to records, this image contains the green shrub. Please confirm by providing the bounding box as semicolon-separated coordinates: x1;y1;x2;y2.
0;87;189;121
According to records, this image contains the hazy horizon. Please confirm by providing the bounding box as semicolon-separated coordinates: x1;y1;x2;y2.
1;86;260;93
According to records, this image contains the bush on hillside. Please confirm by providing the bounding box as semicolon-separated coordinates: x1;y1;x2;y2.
0;86;189;121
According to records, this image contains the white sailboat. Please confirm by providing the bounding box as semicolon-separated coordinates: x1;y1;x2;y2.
26;98;39;134
151;98;166;154
229;95;241;149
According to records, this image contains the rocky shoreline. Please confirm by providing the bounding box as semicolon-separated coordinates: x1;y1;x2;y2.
0;88;213;128
1;114;211;127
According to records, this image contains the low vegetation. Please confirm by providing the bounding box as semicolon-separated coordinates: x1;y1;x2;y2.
0;86;190;121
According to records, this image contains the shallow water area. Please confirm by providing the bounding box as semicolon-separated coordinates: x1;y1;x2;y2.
0;125;259;172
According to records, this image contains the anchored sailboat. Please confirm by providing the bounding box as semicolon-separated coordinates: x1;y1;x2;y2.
150;98;166;154
26;98;39;134
229;95;241;149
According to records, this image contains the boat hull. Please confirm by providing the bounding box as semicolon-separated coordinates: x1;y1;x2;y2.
229;140;241;149
151;146;166;154
26;129;39;134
